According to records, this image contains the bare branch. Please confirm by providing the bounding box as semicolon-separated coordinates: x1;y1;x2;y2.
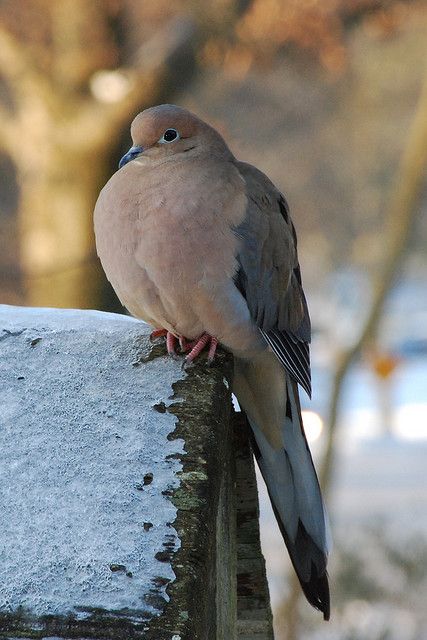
0;24;60;139
320;61;427;492
57;17;198;154
48;0;118;93
0;26;46;90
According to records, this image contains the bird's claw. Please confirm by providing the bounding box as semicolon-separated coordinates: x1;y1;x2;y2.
166;332;177;357
184;334;218;366
150;329;218;364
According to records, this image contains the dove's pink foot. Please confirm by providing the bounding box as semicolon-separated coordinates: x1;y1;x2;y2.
207;336;219;363
166;331;177;356
179;335;192;352
185;333;218;365
150;328;167;341
150;328;218;363
150;328;178;356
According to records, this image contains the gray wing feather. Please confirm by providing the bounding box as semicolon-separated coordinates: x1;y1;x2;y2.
234;161;312;395
261;328;311;397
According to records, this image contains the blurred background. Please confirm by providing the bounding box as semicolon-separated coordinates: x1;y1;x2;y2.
0;1;426;638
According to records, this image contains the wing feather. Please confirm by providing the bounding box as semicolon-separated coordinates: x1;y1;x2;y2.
234;161;312;396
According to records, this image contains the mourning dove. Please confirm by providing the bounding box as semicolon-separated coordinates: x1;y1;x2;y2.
94;104;331;619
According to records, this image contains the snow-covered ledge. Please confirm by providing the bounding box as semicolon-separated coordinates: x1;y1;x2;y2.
0;305;273;640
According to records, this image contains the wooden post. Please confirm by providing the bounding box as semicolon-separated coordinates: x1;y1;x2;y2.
0;305;274;640
235;414;274;640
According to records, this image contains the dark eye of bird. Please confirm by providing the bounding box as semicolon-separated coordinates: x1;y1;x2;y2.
163;128;178;142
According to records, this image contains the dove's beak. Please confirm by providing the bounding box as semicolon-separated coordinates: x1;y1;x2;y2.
119;145;143;169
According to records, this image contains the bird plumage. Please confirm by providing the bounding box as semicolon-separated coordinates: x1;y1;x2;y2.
94;104;330;620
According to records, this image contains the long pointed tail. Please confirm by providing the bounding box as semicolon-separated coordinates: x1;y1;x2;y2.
234;354;331;620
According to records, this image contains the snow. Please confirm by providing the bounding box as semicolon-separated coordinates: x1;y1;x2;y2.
0;305;186;621
0;303;141;332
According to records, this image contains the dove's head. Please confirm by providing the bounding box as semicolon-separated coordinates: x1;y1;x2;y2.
119;104;232;168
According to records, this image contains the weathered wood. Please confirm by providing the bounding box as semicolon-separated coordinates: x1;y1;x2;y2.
0;305;273;640
145;340;236;640
234;414;274;640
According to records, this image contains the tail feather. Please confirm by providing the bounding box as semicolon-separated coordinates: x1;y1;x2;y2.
234;354;331;620
250;428;330;620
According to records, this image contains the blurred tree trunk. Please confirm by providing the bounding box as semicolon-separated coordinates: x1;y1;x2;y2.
2;61;163;308
279;59;427;640
17;153;107;307
0;4;199;307
0;1;240;307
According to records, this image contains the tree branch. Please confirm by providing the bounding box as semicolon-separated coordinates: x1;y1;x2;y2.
48;0;118;94
57;16;198;154
0;26;49;93
320;63;427;491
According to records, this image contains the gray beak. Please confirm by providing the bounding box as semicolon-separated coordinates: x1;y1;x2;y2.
119;145;143;169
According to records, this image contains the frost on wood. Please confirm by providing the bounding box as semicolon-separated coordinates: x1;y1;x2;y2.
0;306;185;619
0;305;271;640
0;305;201;638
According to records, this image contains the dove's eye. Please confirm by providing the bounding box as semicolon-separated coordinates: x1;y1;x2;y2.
159;128;179;143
